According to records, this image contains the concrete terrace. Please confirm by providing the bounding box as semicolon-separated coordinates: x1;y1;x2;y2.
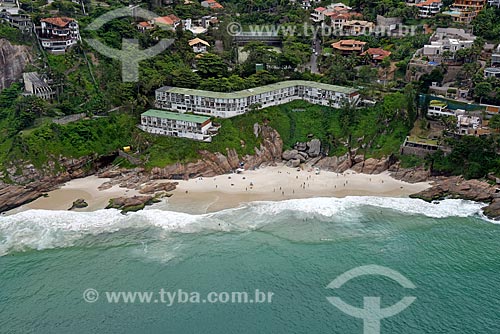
141;110;211;123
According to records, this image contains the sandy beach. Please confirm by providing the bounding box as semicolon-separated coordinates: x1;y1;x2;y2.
10;164;431;214
8;176;142;214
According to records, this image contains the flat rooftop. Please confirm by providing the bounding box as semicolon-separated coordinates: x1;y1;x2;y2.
23;72;50;88
407;136;439;146
141;109;210;123
156;80;358;99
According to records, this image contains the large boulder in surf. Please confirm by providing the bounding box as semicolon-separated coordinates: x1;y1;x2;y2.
483;199;500;221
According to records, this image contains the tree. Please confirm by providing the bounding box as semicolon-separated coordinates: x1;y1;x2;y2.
489;114;500;132
195;53;227;78
357;65;378;83
474;82;493;103
172;68;201;88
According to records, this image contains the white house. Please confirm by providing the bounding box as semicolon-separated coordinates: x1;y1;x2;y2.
427;100;455;117
189;38;210;53
457;115;481;135
422;28;475;59
38;17;80;54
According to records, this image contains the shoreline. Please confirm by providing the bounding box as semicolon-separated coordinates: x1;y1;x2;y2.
7;165;432;215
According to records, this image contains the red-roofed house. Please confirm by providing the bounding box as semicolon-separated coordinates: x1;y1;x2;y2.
415;0;442;18
310;2;363;28
331;39;367;55
201;0;224;10
311;7;328;22
137;14;181;32
361;48;392;62
38;17;80;54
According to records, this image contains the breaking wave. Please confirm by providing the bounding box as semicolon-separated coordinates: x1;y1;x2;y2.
0;197;489;256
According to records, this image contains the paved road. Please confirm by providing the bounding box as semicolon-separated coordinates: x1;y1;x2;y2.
308;35;321;74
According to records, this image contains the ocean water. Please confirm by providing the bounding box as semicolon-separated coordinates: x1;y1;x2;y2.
0;197;499;333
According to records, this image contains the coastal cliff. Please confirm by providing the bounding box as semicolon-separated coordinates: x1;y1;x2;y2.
0;125;283;212
0;39;32;91
149;125;283;179
1;123;499;220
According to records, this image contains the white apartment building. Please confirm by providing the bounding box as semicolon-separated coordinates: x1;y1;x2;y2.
488;0;500;7
155;81;360;119
139;110;217;142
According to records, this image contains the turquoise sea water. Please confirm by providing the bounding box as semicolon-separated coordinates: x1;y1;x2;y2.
0;197;499;333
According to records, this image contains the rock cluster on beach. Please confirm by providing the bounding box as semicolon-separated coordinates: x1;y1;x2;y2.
281;138;398;175
282;139;322;168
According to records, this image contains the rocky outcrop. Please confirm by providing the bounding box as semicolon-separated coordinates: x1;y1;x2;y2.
69;199;88;210
281;137;396;175
410;176;500;220
410;176;496;202
0;184;46;213
307;139;321;157
313;153;352;173
0;153;118;212
138;182;178;194
0;39;32;91
106;195;160;214
483;199;500;220
389;165;431;183
150;125;282;180
351;157;393;174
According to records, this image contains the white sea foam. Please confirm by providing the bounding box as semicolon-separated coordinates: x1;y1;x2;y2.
0;197;489;256
245;197;486;219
